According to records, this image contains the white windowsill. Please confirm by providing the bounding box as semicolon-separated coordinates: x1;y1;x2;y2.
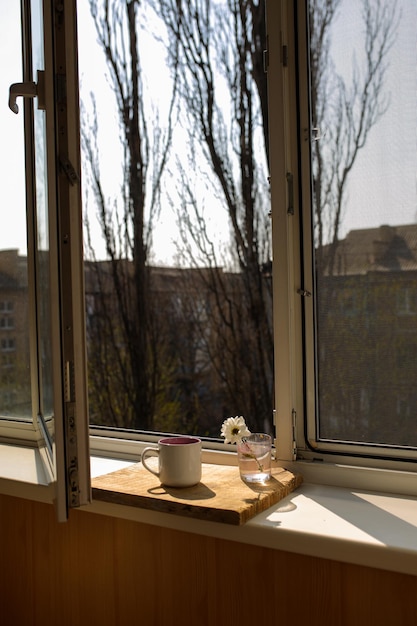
86;455;417;577
0;442;53;501
2;443;417;577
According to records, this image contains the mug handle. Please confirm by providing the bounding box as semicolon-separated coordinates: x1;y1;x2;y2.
141;446;160;478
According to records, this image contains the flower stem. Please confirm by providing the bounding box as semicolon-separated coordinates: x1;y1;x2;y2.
241;445;264;473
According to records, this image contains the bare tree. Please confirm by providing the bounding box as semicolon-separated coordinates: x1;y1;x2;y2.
82;0;177;429
159;0;273;432
81;0;396;436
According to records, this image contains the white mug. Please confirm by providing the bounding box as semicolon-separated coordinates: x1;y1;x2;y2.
141;436;202;487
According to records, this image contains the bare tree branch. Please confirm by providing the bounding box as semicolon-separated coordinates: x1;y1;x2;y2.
82;0;178;429
159;0;273;430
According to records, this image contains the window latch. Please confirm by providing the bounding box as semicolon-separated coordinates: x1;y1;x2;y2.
8;70;45;114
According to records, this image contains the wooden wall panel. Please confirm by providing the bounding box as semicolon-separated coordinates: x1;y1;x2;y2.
1;493;417;626
341;562;417;626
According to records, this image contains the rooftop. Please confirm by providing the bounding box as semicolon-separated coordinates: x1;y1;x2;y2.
326;224;417;276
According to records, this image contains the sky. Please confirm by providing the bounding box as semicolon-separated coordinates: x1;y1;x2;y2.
76;0;236;266
331;0;417;238
0;0;416;261
76;0;187;264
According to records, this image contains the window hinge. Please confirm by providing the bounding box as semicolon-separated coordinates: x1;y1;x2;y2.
291;409;297;460
297;288;312;298
286;172;294;215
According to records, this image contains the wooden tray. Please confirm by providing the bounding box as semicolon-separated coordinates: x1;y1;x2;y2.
92;462;302;525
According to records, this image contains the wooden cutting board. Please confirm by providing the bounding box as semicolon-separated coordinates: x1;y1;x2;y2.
92;462;302;525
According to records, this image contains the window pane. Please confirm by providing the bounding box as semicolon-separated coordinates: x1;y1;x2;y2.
0;3;32;419
310;0;417;446
31;0;54;423
78;0;273;438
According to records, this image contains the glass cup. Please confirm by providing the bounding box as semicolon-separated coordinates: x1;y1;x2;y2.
237;433;272;484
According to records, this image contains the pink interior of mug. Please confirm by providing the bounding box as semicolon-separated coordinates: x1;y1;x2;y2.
159;436;200;445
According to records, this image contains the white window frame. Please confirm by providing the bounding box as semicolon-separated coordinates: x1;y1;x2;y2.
0;0;90;520
266;0;417;487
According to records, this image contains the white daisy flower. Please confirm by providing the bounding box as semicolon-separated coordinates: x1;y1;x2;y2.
220;415;251;444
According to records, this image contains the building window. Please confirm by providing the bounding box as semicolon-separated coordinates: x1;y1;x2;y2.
1;353;14;369
0;301;14;313
1;338;15;352
0;317;14;330
397;287;417;316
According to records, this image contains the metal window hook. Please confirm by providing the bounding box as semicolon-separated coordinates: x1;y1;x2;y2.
8;70;45;114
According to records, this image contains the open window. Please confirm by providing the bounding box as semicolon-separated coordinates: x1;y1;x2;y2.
4;0;90;519
78;0;274;445
269;0;417;468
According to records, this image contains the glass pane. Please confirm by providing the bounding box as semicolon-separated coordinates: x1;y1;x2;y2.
31;0;54;424
0;3;31;419
78;0;273;438
310;0;417;446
